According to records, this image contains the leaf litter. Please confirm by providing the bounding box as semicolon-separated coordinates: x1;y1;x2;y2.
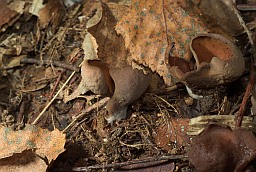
0;0;255;171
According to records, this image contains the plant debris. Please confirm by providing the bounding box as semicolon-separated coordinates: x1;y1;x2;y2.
0;0;256;171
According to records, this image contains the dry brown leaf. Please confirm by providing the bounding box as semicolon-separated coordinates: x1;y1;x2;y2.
83;33;99;60
115;0;212;85
38;0;65;29
197;0;244;36
88;1;128;69
29;0;44;16
106;2;130;21
0;0;25;33
63;33;113;102
85;1;103;29
8;1;25;14
3;55;25;69
0;150;47;172
154;117;190;150
0;124;65;163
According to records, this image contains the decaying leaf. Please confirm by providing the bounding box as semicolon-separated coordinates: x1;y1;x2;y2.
85;1;103;29
106;2;130;21
154;117;190;150
0;150;48;172
88;1;128;69
63;33;114;103
115;0;212;86
29;0;45;17
196;0;244;36
0;0;25;33
3;55;25;69
188;124;256;172
0;124;65;163
38;0;65;29
8;1;25;14
83;33;99;60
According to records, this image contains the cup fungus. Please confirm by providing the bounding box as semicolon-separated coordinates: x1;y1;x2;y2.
105;66;151;124
169;33;245;89
188;124;256;172
184;33;245;88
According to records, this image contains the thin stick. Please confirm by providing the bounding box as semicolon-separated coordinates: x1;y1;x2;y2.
48;71;62;100
32;70;76;125
62;97;110;133
229;0;256;57
154;95;179;113
237;4;256;11
236;62;256;127
71;155;186;171
21;58;80;72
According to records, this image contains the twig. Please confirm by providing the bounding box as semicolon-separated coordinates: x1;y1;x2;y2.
17;100;25;124
237;4;256;11
229;0;256;128
236;62;256;127
48;71;62;100
72;155;187;171
21;58;80;72
229;0;256;58
32;70;77;125
62;97;110;133
154;95;179;113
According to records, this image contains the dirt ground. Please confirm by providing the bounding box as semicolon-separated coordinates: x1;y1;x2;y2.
0;0;256;172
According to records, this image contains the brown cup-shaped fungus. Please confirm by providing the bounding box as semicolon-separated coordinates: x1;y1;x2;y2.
105;66;151;124
168;56;192;80
182;33;245;88
188;124;256;172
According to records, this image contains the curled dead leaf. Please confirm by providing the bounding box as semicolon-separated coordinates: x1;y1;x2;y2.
63;33;114;103
88;1;128;69
115;0;211;86
63;59;113;103
85;1;103;29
